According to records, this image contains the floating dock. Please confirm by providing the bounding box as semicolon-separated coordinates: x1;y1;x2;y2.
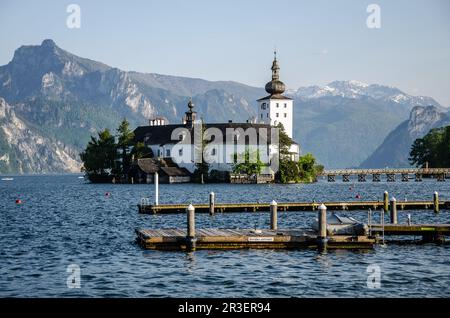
135;228;376;250
138;200;449;214
135;224;450;251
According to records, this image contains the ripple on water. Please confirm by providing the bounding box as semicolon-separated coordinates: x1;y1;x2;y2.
0;175;449;297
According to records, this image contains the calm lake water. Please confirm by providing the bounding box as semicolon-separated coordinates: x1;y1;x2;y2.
0;174;449;297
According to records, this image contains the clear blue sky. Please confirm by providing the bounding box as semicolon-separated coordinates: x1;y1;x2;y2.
1;0;450;105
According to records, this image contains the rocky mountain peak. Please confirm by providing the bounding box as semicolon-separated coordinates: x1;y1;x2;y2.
408;105;449;139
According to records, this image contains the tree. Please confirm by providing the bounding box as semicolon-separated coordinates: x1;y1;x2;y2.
116;119;135;175
275;123;294;182
232;150;264;175
298;153;323;182
80;129;116;179
131;141;153;159
410;126;450;168
276;122;292;158
192;121;210;183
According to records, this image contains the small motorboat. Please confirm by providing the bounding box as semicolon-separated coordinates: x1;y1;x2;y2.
311;213;368;236
1;177;14;181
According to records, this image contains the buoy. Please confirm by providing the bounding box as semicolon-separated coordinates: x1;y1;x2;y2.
15;199;22;204
355;194;361;199
105;192;111;197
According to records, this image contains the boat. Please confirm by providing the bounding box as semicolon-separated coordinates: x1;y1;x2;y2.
311;213;368;236
1;177;14;181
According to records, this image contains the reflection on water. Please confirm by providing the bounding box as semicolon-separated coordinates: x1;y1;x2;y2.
0;175;449;297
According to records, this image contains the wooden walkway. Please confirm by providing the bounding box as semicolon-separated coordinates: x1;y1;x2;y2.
370;224;450;236
135;224;450;251
321;168;449;182
135;228;375;250
138;200;449;214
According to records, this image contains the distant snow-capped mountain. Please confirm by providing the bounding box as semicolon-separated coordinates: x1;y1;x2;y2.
0;39;445;172
287;80;440;108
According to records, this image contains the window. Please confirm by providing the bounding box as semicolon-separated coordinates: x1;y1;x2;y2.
276;113;279;118
211;148;216;156
267;113;269;118
178;134;184;141
179;148;183;156
157;149;161;157
284;103;287;108
261;103;266;110
276;103;279;108
166;149;171;157
260;113;263;119
284;113;287;118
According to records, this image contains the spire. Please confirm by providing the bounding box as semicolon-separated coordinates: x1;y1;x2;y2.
188;97;194;111
185;98;196;128
265;50;285;95
271;50;280;81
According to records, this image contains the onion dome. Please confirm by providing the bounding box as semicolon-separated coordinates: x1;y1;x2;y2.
265;51;286;95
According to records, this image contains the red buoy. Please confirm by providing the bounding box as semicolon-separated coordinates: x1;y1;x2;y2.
355;194;361;199
15;199;22;204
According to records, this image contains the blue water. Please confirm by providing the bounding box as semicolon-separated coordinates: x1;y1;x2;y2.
0;175;449;297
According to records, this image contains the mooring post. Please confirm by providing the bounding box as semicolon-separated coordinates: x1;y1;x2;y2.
433;191;439;214
209;192;215;215
270;200;278;230
318;204;328;250
390;197;397;224
186;204;196;251
154;172;159;206
383;191;389;213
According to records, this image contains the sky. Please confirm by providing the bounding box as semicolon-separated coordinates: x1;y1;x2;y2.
1;0;450;105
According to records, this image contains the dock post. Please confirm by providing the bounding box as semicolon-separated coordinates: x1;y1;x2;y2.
270;200;278;230
433;191;439;214
154;172;159;206
209;192;215;215
390;197;397;224
383;191;389;213
318;204;328;250
186;204;196;251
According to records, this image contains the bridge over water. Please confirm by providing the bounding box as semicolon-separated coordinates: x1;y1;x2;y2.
320;168;450;182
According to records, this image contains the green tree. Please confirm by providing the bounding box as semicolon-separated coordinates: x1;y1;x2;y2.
192;121;210;183
131;141;153;159
410;126;450;168
80;129;116;179
298;153;323;182
232;150;264;175
275;123;295;183
116;119;135;175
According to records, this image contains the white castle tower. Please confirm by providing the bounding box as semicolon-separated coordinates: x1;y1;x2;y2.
257;51;294;138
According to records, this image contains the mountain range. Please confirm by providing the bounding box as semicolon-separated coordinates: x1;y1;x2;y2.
360;106;450;168
0;39;446;173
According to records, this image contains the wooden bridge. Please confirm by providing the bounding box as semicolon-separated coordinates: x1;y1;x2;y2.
320;168;450;182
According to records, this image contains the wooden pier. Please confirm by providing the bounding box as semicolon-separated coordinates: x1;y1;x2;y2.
135;228;376;250
135;203;450;252
321;168;450;182
138;200;449;214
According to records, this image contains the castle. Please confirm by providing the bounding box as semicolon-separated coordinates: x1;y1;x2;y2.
132;53;299;182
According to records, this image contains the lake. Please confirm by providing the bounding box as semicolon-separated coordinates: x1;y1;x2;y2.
0;175;449;297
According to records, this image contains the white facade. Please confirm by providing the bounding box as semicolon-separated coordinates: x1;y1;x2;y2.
146;142;280;174
258;98;294;139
